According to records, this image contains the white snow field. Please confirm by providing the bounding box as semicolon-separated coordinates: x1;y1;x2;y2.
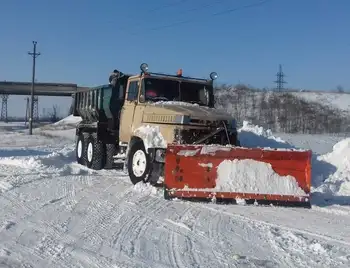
0;116;350;268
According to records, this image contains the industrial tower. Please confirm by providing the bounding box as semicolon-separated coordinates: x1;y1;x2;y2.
1;94;8;122
274;64;287;91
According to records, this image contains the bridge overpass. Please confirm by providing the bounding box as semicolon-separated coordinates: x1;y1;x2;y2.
0;81;89;122
0;81;89;96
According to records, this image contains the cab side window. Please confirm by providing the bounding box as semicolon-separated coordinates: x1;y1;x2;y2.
127;81;139;101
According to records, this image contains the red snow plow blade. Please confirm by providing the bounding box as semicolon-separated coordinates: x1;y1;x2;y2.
163;144;312;208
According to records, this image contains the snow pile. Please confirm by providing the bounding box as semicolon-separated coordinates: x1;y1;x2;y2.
36;115;82;140
134;125;167;150
177;148;200;156
53;115;82;126
313;138;350;200
151;101;199;106
133;182;162;196
214;159;306;195
238;121;295;149
0;157;43;170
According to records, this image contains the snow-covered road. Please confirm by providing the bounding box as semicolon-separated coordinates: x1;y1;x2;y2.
0;121;350;268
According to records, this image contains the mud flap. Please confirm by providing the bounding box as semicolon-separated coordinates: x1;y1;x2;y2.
163;144;312;208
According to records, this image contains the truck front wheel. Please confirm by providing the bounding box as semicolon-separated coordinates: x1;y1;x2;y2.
127;141;151;185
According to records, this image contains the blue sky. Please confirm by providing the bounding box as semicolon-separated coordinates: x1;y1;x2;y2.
0;0;350;117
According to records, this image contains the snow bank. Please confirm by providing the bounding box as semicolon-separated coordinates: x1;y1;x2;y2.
238;121;295;150
133;125;167;150
312;138;350;202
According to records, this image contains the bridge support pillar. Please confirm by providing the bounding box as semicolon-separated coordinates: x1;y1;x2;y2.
33;96;39;122
1;94;8;122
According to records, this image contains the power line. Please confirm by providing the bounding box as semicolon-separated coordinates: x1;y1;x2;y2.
129;0;273;34
170;0;230;15
118;0;190;31
147;0;189;13
211;0;272;16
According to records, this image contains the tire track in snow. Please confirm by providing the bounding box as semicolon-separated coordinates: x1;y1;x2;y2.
168;231;184;268
8;228;78;268
192;203;350;267
70;186;134;249
60;180;77;211
0;176;88;228
77;192;132;253
114;195;254;267
259;223;349;268
105;193;188;267
192;208;258;267
12;184;136;268
207;212;232;266
56;182;155;268
0;177;127;268
167;207;206;268
128;201;212;265
165;207;194;268
110;195;174;267
197;204;350;248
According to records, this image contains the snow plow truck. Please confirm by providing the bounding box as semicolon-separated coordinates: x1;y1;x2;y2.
72;63;312;208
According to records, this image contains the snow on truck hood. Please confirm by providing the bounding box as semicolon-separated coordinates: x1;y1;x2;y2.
144;101;234;121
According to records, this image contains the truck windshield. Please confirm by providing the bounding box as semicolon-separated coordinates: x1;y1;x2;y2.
143;78;214;107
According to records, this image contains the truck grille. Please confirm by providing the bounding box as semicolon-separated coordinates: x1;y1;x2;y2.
174;128;237;146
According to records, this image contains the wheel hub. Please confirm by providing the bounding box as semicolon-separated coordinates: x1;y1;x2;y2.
132;150;147;177
77;140;82;158
87;142;93;162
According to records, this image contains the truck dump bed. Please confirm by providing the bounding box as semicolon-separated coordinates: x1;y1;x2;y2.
72;78;128;123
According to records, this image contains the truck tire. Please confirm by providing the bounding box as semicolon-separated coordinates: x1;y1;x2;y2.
85;133;105;170
127;141;151;185
104;143;116;169
75;133;85;165
80;132;90;166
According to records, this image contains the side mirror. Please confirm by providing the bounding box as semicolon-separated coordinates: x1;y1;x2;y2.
139;94;145;103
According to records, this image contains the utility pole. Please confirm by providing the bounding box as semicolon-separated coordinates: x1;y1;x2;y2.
28;41;40;135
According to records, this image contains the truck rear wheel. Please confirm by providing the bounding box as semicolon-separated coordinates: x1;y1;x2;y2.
85;133;105;170
127;141;151;184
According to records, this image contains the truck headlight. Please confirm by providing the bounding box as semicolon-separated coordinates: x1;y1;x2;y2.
174;115;190;124
155;149;166;163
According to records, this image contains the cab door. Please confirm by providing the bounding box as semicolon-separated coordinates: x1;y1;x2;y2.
119;79;140;142
131;79;147;132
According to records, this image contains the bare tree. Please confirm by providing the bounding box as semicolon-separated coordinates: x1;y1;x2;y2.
48;105;60;123
336;85;344;93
